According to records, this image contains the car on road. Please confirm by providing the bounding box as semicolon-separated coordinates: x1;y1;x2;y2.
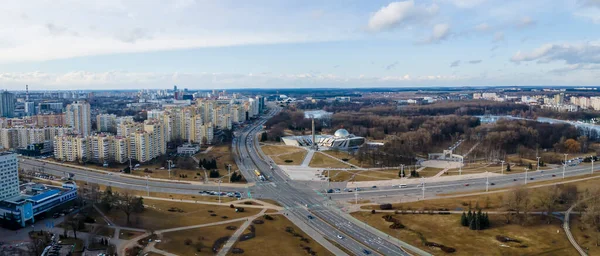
530;177;534;180
337;234;343;239
356;188;361;191
513;178;518;181
334;188;341;193
464;184;469;186
552;174;556;177
327;189;334;193
362;249;372;255
307;215;314;219
490;182;495;185
371;186;377;189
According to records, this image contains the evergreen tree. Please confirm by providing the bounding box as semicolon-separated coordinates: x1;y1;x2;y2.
461;212;468;226
528;163;533;170
467;210;473;222
469;218;475;230
475;214;481;230
506;164;511;172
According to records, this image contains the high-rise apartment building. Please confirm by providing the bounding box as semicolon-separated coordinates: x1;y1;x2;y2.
96;114;117;133
0;91;15;118
66;101;91;136
0;153;19;201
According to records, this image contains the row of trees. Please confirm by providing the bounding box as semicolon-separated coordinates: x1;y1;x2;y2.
502;184;577;225
461;209;490;230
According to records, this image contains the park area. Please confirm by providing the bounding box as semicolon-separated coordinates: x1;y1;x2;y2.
351;211;575;255
228;214;333;256
100;199;260;230
261;144;308;165
309;152;353;168
156;221;243;255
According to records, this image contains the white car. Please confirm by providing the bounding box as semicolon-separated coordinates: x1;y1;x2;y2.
337;235;343;239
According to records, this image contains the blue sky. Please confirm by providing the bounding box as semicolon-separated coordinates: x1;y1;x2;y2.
1;0;599;90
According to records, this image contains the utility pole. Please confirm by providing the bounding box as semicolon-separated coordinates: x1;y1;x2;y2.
500;160;505;175
485;171;489;192
563;154;568;179
327;169;331;189
218;179;222;203
400;164;404;178
167;160;173;178
591;156;595;175
536;156;541;171
145;175;149;197
421;177;425;200
227;164;231;183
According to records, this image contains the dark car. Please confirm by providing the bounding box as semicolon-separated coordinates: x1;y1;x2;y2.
513;179;518;181
307;215;314;219
490;183;495;185
552;174;556;177
363;249;372;255
371;186;377;189
327;189;334;193
530;177;534;180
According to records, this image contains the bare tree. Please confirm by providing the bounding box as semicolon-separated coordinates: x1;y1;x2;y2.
504;185;531;225
582;189;600;246
114;190;145;226
536;185;561;224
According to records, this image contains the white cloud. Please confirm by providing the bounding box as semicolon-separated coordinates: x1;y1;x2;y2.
367;1;439;31
492;32;504;42
442;0;487;8
511;41;600;65
450;60;461;67
0;71;474;89
474;23;490;32
422;23;451;44
516;16;536;28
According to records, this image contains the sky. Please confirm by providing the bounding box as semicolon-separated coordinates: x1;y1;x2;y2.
1;0;600;90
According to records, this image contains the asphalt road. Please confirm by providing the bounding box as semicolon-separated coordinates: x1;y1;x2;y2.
233;106;419;256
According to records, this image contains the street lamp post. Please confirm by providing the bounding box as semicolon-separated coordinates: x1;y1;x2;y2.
145;175;149;197
167;160;173;178
536;157;541;171
227;164;232;183
591;156;595;175
563;154;568;179
400;164;404;178
486;171;489;192
218;179;222;203
525;168;529;185
421;177;425;200
501;160;505;175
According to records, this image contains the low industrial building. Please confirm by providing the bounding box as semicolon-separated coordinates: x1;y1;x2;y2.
0;152;78;227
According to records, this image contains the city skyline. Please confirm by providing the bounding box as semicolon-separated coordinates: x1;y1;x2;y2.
1;0;599;89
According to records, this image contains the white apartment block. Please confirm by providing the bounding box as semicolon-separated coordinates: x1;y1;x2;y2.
66;101;91;136
0;153;19;201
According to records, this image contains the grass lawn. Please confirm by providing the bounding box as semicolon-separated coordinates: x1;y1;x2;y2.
261;145;304;155
416;167;445;177
130;168;203;181
195;144;239;175
351;212;576;255
227;215;333;256
156;221;243;255
309;152;352;168
102;199;260;230
324;169;400;182
270;151;308;165
322;150;371;167
118;229;145;240
570;216;600;255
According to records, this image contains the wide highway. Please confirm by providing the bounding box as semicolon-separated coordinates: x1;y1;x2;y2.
234;106;422;256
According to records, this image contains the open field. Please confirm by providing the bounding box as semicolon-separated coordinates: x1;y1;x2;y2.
324;169;400;182
416;167;445;177
351;212;576;255
261;144;303;155
156;221;242;255
309;152;352;168
101;199;260;230
270;151;307;165
570;216;600;255
227;214;333;256
322;150;373;168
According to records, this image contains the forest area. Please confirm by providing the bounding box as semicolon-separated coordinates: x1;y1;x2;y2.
265;100;597;166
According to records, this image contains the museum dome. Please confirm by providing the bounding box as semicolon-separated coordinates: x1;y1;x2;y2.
334;128;350;138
